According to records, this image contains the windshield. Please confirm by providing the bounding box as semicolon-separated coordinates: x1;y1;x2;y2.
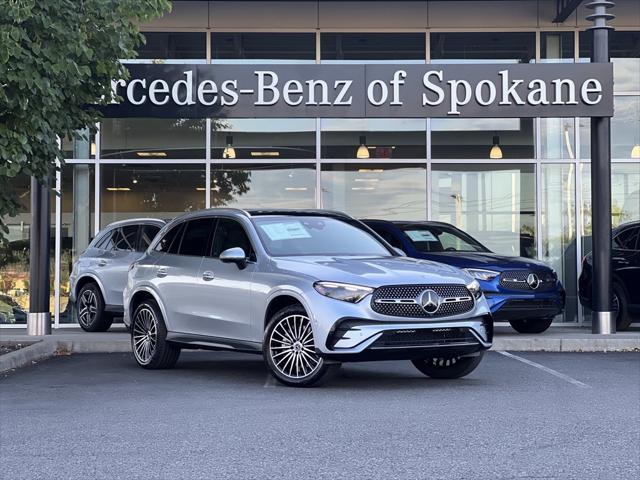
252;216;392;257
402;225;488;253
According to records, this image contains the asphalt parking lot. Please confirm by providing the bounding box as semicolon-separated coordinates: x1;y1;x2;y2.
1;351;638;480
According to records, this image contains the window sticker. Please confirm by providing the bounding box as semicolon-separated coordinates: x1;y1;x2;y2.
259;222;312;241
405;230;438;242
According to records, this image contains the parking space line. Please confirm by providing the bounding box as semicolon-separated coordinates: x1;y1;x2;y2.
497;351;590;388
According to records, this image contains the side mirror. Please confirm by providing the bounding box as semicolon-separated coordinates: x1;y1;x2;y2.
393;247;407;257
219;247;247;269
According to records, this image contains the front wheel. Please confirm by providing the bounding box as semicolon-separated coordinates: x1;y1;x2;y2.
412;352;485;379
263;305;340;387
77;283;113;332
509;317;554;334
131;299;180;369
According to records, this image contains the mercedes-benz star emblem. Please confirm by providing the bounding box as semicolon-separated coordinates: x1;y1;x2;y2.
420;289;441;314
527;273;540;290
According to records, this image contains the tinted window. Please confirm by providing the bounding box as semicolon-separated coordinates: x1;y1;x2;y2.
377;229;403;249
95;229;117;250
322;33;425;61
212;33;315;61
180;219;216;257
402;226;486;253
136;32;206;60
211;219;254;259
114;226;139;251
155;223;185;254
614;227;640;250
138;224;161;252
252;216;391;257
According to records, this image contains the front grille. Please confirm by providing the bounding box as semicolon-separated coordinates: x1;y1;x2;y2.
371;327;478;349
370;284;474;318
499;270;556;292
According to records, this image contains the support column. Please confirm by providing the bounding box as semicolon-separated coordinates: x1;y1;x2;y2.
587;1;615;334
27;176;51;335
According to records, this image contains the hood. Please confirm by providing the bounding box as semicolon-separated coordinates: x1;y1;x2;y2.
272;255;473;287
410;251;553;272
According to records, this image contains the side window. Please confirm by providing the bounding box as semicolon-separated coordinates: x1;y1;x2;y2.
179;218;216;257
155;223;186;254
614;227;640;250
138;224;161;252
114;225;139;251
95;230;116;250
210;218;255;260
378;230;403;249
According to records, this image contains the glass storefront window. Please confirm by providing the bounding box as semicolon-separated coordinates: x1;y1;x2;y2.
580;96;640;159
431;164;536;258
62;128;96;160
100;164;205;227
431;32;535;64
580;31;640;93
211;119;315;160
101;118;206;160
211;164;316;209
321;164;426;220
540;118;575;160
321;119;426;159
127;32;206;63
321;33;425;62
540;32;574;63
541;164;577;322
431;118;535;159
212;33;315;63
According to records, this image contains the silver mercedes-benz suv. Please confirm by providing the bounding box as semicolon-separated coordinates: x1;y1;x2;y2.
124;209;493;387
70;218;165;331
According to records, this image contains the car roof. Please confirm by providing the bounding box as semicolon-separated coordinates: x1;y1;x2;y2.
165;208;357;223
361;219;457;229
103;218;166;230
614;220;640;233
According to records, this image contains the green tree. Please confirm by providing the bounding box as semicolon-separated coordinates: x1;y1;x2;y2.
0;0;171;240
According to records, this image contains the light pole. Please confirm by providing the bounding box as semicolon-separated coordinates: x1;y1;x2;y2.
586;0;615;334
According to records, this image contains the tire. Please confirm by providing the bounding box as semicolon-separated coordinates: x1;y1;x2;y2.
76;283;113;332
509;317;554;334
613;283;632;331
263;304;340;387
131;299;180;369
412;352;485;379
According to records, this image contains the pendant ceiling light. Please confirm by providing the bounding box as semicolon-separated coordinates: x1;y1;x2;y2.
631;144;640;159
356;136;370;159
223;135;236;159
489;134;503;159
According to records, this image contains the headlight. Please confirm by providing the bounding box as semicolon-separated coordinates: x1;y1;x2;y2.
313;281;374;303
463;268;500;281
466;279;483;300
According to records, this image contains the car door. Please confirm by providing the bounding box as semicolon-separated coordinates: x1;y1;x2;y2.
194;217;255;341
613;226;640;312
97;225;141;307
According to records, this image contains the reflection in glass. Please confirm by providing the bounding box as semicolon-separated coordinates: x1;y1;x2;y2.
541;164;577;322
211;119;315;159
212;33;315;63
431;32;535;64
101;118;206;160
100;164;205;227
211;164;315;209
540;32;574;63
432;164;536;258
62;128;96;160
580;31;640;92
321;164;426;220
127;32;206;63
321;33;425;62
321;119;426;159
431;118;535;159
540;118;575;159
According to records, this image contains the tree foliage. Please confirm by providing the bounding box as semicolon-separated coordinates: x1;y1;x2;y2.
0;0;171;240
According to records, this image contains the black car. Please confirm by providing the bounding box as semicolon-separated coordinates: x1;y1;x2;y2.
579;220;640;330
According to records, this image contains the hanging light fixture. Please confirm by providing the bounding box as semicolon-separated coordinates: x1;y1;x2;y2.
356;136;370;159
223;135;236;159
489;134;503;159
632;144;640;159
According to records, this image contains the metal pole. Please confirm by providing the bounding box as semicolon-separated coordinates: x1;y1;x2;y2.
586;1;615;334
27;176;51;335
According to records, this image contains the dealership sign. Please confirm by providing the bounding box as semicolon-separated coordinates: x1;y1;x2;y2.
101;63;613;118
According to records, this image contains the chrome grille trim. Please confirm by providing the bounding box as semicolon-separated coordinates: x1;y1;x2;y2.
371;284;475;318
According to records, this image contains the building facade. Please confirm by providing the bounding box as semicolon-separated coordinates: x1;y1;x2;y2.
1;0;639;327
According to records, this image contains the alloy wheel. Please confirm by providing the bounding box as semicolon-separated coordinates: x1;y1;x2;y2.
132;306;158;365
78;289;98;328
268;314;321;379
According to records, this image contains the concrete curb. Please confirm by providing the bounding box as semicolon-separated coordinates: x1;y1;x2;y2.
0;340;58;374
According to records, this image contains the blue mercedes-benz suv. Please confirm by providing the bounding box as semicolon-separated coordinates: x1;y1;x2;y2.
363;220;565;334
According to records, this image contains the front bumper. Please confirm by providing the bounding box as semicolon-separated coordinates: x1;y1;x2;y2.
481;280;566;321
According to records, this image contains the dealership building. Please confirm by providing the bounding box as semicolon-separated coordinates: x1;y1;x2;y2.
1;0;639;328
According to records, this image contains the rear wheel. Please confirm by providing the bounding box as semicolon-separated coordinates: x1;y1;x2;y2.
613;283;632;331
412;352;485;379
131;299;180;369
76;283;113;332
263;305;340;387
509;317;554;334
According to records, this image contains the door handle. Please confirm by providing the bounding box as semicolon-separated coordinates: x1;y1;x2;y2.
98;259;108;267
157;267;168;278
202;271;215;281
